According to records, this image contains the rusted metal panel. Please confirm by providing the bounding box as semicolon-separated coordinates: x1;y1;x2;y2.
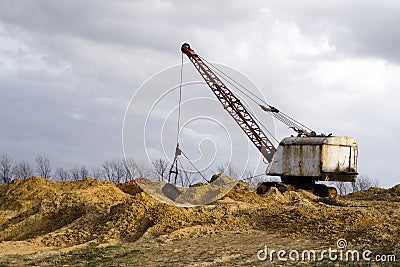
321;136;358;174
282;145;321;176
267;144;320;177
321;145;357;173
267;147;284;175
267;136;358;181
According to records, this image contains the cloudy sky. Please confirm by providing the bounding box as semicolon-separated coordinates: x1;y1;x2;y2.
1;0;399;187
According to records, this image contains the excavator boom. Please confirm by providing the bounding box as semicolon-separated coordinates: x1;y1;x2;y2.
181;43;276;162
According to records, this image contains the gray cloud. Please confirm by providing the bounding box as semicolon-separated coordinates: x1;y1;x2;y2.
266;1;400;62
0;0;399;187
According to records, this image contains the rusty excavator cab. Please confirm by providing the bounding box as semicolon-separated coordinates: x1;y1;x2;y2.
258;136;358;197
267;136;358;182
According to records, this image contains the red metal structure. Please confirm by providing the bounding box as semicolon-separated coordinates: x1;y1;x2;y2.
181;43;276;162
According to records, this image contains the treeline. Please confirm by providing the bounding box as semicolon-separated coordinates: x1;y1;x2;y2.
335;177;378;195
0;153;255;186
0;153;379;194
0;153;172;184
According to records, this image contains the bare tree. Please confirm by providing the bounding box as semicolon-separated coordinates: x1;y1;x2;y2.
216;162;238;178
136;162;151;178
91;168;102;180
69;166;80;181
110;160;125;183
351;176;378;193
35;156;52;179
79;165;89;180
181;170;194;187
152;158;169;182
100;160;126;183
335;176;378;195
124;158;137;182
0;153;13;183
101;161;113;181
13;160;34;180
336;181;352;195
55;167;69;181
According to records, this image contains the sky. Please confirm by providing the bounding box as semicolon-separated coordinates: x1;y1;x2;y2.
0;0;399;187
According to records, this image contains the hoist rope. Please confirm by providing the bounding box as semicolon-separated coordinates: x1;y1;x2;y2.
199;55;314;134
200;56;269;106
274;111;314;133
168;54;209;184
247;108;280;144
210;60;311;132
198;56;278;143
176;53;184;144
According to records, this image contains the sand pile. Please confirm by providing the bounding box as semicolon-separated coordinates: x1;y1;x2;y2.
118;178;147;195
0;177;129;246
131;175;240;206
345;184;400;201
0;177;291;247
0;176;399;255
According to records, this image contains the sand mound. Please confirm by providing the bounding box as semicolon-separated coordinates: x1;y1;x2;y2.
0;177;129;246
345;184;400;201
118;178;146;195
0;177;279;247
0;176;399;257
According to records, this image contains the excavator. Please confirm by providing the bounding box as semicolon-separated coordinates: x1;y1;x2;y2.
179;43;358;198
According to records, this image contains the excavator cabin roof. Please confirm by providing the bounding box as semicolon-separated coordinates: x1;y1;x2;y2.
279;136;357;147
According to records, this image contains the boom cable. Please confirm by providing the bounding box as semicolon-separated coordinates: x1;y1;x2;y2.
197;56;278;143
200;56;269;106
199;55;315;135
181;150;209;183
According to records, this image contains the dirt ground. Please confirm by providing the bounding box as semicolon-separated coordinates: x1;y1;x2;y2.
0;176;399;266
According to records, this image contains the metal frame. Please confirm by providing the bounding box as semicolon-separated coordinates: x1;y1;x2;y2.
181;43;276;162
